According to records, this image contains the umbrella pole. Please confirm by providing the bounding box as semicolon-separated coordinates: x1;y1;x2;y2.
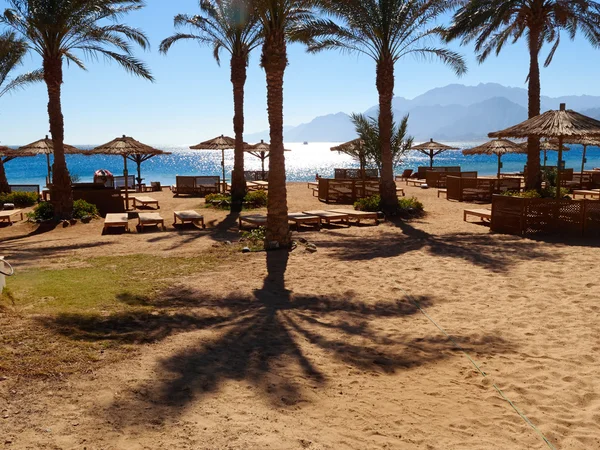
497;154;502;179
137;158;142;191
221;149;225;193
430;150;434;168
543;149;547;168
581;145;588;186
556;138;563;200
123;155;130;210
261;152;266;180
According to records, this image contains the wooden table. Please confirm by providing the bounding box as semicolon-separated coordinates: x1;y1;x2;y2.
173;210;205;228
138;213;166;231
0;209;23;224
572;190;600;199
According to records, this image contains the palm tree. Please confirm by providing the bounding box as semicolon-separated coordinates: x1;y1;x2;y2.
0;30;43;194
350;112;413;175
252;0;320;248
297;0;466;216
1;0;153;219
446;0;600;190
160;0;263;212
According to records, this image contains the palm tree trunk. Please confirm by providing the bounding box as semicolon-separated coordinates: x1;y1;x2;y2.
231;55;247;212
262;31;290;248
43;56;72;219
526;29;542;191
376;55;398;215
0;159;11;194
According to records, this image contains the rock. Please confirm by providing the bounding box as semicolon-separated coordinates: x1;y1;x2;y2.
224;241;232;246
81;215;92;224
69;219;77;226
305;244;317;253
298;237;308;244
62;220;69;228
241;247;251;253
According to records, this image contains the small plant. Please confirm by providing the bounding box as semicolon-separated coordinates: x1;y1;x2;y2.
0;191;38;207
354;194;424;218
27;201;54;221
502;190;542;198
244;189;268;208
240;226;266;251
72;199;99;219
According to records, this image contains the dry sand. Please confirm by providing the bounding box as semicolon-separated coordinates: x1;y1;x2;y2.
1;182;599;449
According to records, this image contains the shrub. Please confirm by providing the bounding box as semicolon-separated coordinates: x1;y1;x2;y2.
240;226;266;251
244;189;268;208
0;191;38;207
27;201;54;221
354;194;424;218
72;199;99;219
502;190;541;198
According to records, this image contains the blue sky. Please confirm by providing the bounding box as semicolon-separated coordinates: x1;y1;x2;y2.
2;0;600;146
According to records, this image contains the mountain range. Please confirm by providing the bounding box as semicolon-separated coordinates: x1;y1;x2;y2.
245;83;600;143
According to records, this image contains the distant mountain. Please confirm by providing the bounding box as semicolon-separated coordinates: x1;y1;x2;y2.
246;83;600;142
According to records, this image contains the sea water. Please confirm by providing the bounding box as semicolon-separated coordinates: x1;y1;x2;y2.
4;142;600;187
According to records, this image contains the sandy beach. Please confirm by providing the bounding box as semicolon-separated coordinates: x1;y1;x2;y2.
1;182;599;449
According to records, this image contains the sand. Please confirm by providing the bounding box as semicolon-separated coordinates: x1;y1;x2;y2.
1;182;599;449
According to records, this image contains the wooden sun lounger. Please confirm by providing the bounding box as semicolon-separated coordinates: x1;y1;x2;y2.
572;190;600;199
247;180;268;192
132;196;159;209
307;181;318;190
327;209;381;224
288;213;321;231
464;208;492;223
302;210;349;226
0;209;23;224
173;210;205;228
406;179;425;187
103;213;129;233
239;214;267;229
138;213;166;231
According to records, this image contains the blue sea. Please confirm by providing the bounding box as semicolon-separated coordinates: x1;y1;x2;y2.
4;142;600;187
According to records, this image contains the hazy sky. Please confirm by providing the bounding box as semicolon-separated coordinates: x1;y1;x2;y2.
2;0;600;145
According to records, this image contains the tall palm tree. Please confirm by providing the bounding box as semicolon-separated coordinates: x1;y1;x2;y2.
0;30;43;194
446;0;600;190
1;0;153;219
297;0;466;216
160;0;263;212
252;0;320;248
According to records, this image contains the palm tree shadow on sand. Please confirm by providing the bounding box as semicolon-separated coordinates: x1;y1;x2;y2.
99;249;516;427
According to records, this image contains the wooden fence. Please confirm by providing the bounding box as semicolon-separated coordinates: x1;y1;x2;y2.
334;168;379;180
447;177;521;202
491;195;600;237
318;179;379;204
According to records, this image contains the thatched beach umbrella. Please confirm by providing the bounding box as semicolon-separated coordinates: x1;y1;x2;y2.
17;135;83;183
190;135;237;191
411;138;458;168
91;135;164;210
489;103;600;198
246;140;291;179
330;139;367;173
463;139;526;178
518;139;570;168
562;137;600;175
0;146;36;193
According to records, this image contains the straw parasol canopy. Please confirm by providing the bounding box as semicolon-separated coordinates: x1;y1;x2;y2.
411;138;458;168
190;135;239;191
561;137;600;175
91;135;166;210
245;140;291;179
0;146;37;193
330;138;367;171
17;135;84;182
518;139;570;167
462;139;526;178
489;103;600;198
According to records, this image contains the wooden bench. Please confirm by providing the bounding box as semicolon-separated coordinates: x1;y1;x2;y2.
239;214;267;229
288;213;321;231
327;209;381;224
438;189;447;198
464;208;492;223
0;209;23;224
572;190;600;199
302;210;349;226
132;196;159;209
103;213;129;233
173;210;205;228
138;213;166;231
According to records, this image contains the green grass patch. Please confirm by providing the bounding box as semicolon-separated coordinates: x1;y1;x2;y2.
0;251;234;379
